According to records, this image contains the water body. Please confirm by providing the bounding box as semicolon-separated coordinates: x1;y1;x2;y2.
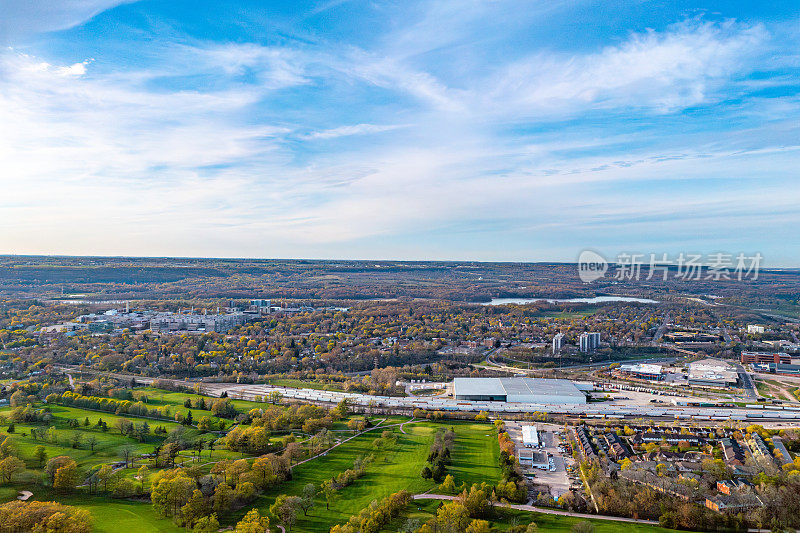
483;296;659;305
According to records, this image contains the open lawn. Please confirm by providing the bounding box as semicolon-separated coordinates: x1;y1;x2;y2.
0;485;182;533
255;420;501;532
0;402;226;477
135;386;259;423
78;499;183;533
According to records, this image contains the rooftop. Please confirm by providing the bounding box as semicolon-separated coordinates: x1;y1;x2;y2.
452;377;586;403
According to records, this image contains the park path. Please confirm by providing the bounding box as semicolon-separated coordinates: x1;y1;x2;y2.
290;418;421;469
412;494;776;532
412;494;660;526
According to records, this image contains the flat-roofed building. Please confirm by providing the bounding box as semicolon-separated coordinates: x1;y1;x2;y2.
688;358;739;388
452;377;587;404
552;333;564;354
579;332;600;352
518;449;549;469
522;425;541;448
619;363;664;381
772;437;793;466
741;352;791;365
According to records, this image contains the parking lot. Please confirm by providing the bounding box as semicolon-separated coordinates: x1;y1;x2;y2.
504;420;574;499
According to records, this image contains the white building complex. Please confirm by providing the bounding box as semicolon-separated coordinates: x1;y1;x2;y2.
522;425;541;447
552;333;564;354
452;377;587;404
618;363;664;381
150;312;250;333
579;332;601;352
688;359;739;388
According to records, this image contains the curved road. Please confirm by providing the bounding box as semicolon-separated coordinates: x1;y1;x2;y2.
412;494;773;532
413;493;660;525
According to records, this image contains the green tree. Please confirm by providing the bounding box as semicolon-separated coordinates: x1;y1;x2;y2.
440;474;457;493
137;465;149;490
192;514;220;533
270;494;301;531
436;501;470;533
35;445;47;467
235;508;270;533
321;480;338;510
571;521;595;533
181;489;209;528
197;416;213;432
213;482;233;514
45;456;76;486
97;464;114;492
151;469;195;518
299;483;316;516
54;462;79;492
0;456;24;483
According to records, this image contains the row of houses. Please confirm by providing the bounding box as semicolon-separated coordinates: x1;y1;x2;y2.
574;426;596;460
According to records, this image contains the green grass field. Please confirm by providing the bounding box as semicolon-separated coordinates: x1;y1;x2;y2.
0;485;182;533
253;421;501;532
0;406;687;533
134;386;262;421
78;499;182;533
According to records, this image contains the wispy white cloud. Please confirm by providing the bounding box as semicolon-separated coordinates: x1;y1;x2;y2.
489;19;768;114
0;0;133;44
1;5;798;262
300;123;406;140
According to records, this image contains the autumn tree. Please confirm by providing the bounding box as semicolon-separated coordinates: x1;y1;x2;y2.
0;456;24;483
270;494;301;530
235;508;270;533
54;461;79;492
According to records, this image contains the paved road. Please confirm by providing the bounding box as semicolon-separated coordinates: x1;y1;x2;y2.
734;362;758;399
653;313;670;343
412;494;776;532
57;365;800;422
413;494;659;526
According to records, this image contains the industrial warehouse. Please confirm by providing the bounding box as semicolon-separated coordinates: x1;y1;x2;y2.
452;377;587;404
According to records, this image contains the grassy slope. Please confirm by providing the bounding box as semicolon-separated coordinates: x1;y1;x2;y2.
256;421;501;532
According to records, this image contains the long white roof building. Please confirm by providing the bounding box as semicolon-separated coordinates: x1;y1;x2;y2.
452;377;587;404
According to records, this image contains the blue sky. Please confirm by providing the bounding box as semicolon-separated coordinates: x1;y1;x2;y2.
1;1;799;265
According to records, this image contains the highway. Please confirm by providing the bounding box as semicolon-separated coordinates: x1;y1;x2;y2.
56;365;800;423
201;381;800;423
